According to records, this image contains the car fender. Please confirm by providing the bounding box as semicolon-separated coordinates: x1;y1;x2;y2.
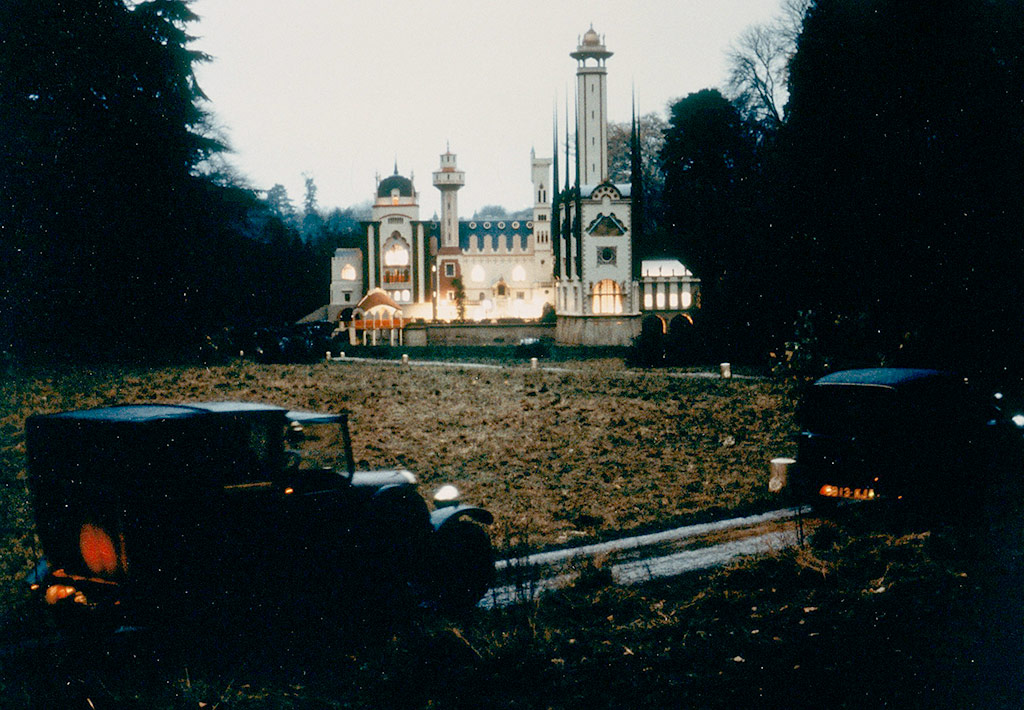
430;504;493;532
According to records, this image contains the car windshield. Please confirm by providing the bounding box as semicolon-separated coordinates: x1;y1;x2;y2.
290;419;353;473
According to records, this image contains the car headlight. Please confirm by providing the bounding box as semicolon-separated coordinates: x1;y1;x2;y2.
433;484;461;507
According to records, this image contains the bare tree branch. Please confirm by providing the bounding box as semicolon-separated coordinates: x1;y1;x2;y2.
725;0;810;128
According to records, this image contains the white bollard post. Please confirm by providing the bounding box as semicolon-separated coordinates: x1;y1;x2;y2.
720;362;732;379
402;353;409;365
530;357;539;370
326;351;331;361
340;351;345;359
768;457;795;493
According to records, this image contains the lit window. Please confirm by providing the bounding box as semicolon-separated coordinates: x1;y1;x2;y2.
592;280;623;314
681;291;693;309
341;264;357;280
644;293;653;308
400;289;411;302
656;292;666;309
384;235;410;266
669;292;679;309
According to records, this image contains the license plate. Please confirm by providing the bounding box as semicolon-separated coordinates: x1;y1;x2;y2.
819;484;876;500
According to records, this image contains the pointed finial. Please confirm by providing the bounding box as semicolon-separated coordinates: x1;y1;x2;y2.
393;158;398;175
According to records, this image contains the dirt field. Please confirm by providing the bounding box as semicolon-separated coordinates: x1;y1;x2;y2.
0;359;798;563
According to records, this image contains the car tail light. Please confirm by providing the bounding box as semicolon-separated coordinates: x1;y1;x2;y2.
79;523;121;576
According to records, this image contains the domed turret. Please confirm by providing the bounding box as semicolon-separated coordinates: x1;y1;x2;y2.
377;172;415;199
571;25;612;62
571;28;612;185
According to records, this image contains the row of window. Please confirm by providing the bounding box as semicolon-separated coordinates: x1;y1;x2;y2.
444;263;530;283
446;288;527;301
643;291;694;310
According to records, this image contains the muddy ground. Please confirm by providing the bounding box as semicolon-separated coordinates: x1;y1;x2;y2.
0;358;798;566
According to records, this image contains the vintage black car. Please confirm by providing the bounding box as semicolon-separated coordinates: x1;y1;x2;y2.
791;368;1020;512
25;402;494;628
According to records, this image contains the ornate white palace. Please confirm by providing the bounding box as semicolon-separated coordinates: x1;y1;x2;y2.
329;28;700;345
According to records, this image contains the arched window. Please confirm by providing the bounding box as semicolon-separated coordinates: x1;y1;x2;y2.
383;234;410;266
383;234;411;284
341;263;357;280
592;279;623;315
512;265;526;282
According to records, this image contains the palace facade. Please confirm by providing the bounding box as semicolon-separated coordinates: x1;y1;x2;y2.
328;27;700;345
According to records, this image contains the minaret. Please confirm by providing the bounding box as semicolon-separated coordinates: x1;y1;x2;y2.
571;26;612;186
432;146;465;249
531;148;553;249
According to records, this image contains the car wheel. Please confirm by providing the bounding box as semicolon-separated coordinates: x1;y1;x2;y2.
433;520;494;611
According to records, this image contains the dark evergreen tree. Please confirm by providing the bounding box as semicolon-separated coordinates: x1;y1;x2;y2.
0;0;224;357
659;89;777;359
781;0;1024;371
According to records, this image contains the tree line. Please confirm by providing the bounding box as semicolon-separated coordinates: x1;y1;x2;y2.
3;1;1021;374
0;0;360;360
633;0;1024;374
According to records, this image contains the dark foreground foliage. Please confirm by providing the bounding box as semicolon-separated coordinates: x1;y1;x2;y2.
2;504;1020;709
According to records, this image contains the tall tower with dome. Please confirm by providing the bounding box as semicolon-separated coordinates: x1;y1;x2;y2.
572;26;612;186
432;148;464;251
554;27;640;345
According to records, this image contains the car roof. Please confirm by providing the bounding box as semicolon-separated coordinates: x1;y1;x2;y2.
37;404;209;423
188;401;287;414
814;368;955;389
33;401;342;424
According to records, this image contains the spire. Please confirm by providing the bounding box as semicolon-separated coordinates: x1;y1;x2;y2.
393;158;398;175
630;87;645;280
562;90;573;279
552;101;561;279
574;82;583;279
564;92;571;193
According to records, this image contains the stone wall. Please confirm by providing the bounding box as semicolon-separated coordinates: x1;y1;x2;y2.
403;322;556;347
555;314;641;346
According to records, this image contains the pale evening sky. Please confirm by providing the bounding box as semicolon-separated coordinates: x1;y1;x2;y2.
191;0;784;218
